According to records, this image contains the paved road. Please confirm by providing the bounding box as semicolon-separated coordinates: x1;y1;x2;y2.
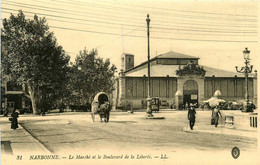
18;111;257;152
1;110;258;165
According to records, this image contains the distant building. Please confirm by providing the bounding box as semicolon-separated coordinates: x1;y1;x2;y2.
121;53;134;72
1;81;30;113
116;51;257;109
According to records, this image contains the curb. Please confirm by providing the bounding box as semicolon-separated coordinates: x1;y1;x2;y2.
182;126;257;138
19;124;52;154
193;129;257;138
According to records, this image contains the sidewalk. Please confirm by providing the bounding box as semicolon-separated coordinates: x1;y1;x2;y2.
184;124;257;138
0;118;51;155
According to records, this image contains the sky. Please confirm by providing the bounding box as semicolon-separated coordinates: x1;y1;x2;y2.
1;0;259;73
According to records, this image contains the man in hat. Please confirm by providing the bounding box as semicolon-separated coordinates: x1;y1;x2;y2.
188;103;196;130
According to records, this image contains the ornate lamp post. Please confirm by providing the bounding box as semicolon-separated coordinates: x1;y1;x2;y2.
235;47;253;112
146;14;153;117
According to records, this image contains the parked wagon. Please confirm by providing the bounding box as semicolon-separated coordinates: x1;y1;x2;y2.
91;92;111;122
151;97;160;113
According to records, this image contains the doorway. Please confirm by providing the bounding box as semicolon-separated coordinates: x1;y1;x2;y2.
7;101;15;112
183;80;198;107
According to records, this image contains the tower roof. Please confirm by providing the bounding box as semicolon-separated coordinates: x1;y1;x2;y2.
122;53;134;56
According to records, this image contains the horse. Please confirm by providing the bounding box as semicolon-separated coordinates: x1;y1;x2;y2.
91;92;111;122
98;102;110;122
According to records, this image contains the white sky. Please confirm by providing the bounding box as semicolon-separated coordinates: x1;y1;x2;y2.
1;0;259;73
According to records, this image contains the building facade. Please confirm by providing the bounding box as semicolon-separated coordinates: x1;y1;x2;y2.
1;81;30;113
116;51;257;109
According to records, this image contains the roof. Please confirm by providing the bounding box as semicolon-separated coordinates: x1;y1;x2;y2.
125;64;254;78
203;66;254;77
123;50;255;78
122;53;134;56
125;65;178;77
125;51;199;73
155;51;199;59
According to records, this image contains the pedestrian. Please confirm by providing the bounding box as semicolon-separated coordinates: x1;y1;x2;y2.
11;109;19;130
185;102;189;110
3;107;9;117
212;105;222;127
41;109;46;116
187;103;196;130
59;102;65;113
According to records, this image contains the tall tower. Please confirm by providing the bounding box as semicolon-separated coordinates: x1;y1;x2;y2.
121;53;134;71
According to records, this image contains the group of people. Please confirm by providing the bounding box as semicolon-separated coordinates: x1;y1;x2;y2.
187;103;222;130
4;101;223;130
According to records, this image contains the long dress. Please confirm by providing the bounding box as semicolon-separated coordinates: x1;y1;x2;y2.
188;108;196;130
213;108;221;127
11;112;19;130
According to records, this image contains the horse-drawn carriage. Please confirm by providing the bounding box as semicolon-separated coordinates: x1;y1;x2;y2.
91;92;111;122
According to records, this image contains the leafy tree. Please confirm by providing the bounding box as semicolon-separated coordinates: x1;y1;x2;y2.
71;48;117;103
1;11;70;114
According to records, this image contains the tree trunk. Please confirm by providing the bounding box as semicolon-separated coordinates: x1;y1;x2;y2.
27;81;39;115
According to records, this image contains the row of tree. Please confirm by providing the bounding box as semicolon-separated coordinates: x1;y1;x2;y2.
1;11;117;114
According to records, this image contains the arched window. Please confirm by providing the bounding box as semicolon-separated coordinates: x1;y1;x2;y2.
183;80;198;91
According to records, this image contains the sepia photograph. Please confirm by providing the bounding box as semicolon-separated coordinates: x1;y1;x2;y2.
1;0;259;164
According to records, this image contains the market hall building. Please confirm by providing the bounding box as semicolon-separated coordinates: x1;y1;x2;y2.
116;51;257;109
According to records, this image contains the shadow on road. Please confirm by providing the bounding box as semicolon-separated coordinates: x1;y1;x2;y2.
1;141;13;155
109;121;137;124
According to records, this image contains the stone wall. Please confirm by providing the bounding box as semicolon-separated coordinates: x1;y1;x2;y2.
117;72;126;108
225;112;258;131
117;74;258;109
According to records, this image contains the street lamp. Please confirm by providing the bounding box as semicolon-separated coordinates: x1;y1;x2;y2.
235;47;253;112
146;14;153;117
243;47;250;60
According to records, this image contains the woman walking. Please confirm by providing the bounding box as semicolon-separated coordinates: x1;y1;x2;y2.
11;109;19;130
212;106;222;127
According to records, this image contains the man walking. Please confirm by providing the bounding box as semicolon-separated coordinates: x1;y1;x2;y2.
188;103;196;130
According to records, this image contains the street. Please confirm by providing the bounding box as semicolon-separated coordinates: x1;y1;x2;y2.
2;110;257;152
1;110;259;165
